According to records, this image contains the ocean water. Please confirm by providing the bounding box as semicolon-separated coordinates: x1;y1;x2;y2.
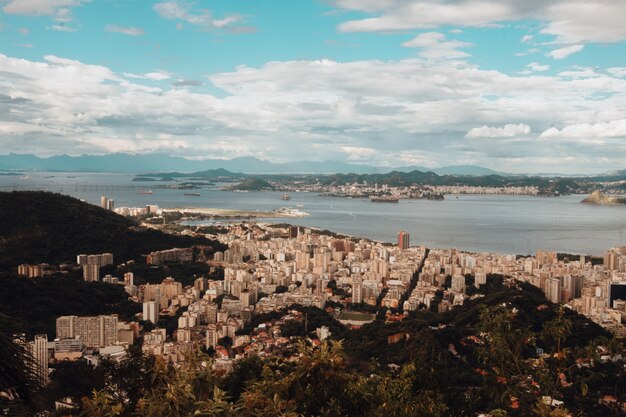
2;172;625;256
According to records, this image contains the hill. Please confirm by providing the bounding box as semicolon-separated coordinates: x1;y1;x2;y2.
230;178;274;191
0;273;140;338
319;170;583;195
0;191;226;268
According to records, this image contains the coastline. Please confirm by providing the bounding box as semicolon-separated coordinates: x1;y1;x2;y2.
162;207;309;218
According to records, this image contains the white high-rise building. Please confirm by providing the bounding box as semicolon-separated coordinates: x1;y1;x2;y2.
352;277;363;304
143;301;159;324
30;334;49;386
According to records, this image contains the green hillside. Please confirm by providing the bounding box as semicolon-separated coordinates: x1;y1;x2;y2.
0;191;226;268
230;178;274;191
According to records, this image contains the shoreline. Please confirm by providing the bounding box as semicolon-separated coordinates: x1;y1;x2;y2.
162;207;309;218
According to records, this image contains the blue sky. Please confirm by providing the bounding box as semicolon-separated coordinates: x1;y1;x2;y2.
1;0;626;173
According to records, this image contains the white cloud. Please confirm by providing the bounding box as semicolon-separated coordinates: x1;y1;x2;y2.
144;71;170;81
2;0;86;16
547;44;584;59
2;53;626;172
104;24;144;36
540;120;626;139
521;35;533;43
3;0;86;30
466;124;531;138
526;62;549;72
153;1;242;30
402;31;472;59
608;68;626;78
123;71;171;81
558;67;600;78
340;146;377;161
49;24;74;32
330;0;626;44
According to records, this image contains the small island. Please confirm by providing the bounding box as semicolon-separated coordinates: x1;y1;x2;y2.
230;178;275;191
581;191;626;205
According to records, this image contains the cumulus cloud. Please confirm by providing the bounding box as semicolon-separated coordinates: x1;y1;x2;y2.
547;44;584;60
104;24;144;36
2;0;86;15
540;120;626;139
521;35;533;43
154;1;242;30
3;0;86;30
526;62;549;72
465;124;531;138
2;53;626;172
402;32;472;59
329;0;626;44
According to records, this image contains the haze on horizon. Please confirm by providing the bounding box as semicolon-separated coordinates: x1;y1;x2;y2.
0;0;625;175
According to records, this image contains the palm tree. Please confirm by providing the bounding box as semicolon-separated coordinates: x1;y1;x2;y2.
0;313;38;416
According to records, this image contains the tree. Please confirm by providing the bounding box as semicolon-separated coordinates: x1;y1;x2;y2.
0;313;38;416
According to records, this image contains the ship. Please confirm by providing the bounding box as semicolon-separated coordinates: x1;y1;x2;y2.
370;196;399;203
184;192;200;196
281;193;291;200
138;190;154;195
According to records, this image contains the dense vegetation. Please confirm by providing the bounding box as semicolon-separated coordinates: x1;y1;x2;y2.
0;191;225;268
230;178;274;191
0;272;141;338
116;261;223;286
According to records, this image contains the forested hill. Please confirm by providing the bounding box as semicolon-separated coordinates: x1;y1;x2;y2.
319;170;582;195
0;191;225;268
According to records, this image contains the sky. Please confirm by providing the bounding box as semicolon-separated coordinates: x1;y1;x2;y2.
0;1;625;174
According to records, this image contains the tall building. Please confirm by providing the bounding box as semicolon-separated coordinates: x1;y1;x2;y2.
206;324;219;349
78;253;114;282
351;277;363;304
143;301;159;324
545;277;562;303
29;334;49;386
56;315;118;348
100;196;108;209
83;264;100;282
397;231;410;250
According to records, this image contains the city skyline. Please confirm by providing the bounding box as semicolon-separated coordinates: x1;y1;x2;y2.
1;0;625;174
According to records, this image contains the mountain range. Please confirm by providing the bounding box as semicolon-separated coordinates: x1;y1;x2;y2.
0;153;502;176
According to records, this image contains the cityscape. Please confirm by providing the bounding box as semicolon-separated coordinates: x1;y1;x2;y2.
1;0;626;416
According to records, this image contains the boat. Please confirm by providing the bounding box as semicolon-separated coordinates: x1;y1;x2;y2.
184;192;200;196
281;193;291;200
139;190;154;195
370;196;399;203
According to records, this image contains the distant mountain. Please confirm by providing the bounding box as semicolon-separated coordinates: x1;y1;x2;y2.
0;153;378;174
0;153;502;176
432;165;501;176
394;164;500;176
